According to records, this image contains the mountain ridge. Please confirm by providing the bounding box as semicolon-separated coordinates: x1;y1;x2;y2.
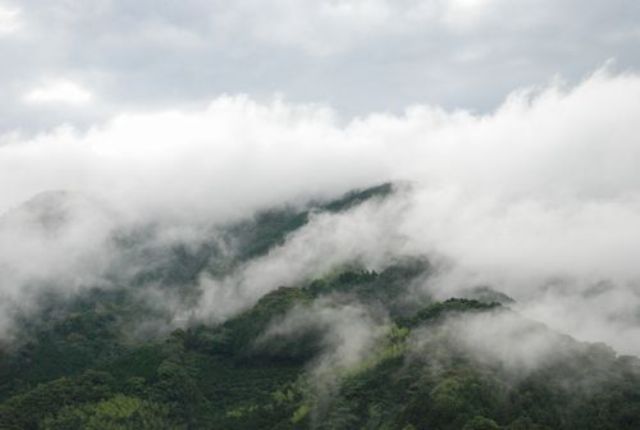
0;184;638;429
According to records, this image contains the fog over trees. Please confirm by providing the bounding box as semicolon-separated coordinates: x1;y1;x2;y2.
1;1;640;428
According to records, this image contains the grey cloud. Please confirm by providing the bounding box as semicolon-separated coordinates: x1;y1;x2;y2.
1;0;640;132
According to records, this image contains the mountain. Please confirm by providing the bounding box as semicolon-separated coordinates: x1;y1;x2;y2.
0;184;639;429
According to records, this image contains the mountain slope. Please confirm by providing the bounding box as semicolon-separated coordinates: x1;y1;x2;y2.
0;185;639;429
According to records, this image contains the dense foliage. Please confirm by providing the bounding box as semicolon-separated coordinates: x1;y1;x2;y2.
1;184;639;429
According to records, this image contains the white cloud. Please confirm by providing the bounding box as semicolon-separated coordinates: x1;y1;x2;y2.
2;70;640;355
0;3;20;35
192;196;408;322
23;79;93;105
410;309;590;374
259;298;388;389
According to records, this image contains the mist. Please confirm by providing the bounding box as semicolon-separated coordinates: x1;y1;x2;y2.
2;68;640;356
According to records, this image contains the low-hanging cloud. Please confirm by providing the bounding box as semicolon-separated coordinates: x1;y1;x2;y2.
260;298;388;376
409;309;586;375
257;296;389;418
2;69;640;354
192;196;409;323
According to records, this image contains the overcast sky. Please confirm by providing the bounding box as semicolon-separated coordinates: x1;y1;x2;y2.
2;1;640;354
1;0;639;133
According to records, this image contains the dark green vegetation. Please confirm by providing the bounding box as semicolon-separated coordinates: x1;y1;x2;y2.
1;184;639;429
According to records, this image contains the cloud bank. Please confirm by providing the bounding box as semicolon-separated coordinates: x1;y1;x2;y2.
2;70;640;355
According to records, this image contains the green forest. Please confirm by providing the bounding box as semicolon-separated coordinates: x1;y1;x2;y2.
1;185;639;429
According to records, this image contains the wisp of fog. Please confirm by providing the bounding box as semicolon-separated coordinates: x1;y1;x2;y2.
2;68;640;356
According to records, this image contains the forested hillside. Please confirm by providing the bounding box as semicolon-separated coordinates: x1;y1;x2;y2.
0;185;639;429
